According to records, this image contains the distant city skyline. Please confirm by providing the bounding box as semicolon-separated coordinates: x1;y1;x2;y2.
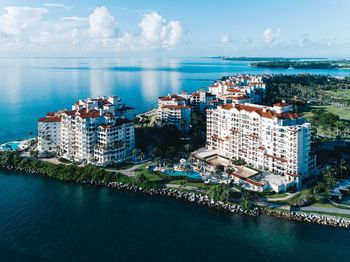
0;0;349;57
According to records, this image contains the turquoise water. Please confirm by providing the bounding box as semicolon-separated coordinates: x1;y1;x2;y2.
0;141;21;151
163;169;202;180
1;57;349;143
1;57;350;261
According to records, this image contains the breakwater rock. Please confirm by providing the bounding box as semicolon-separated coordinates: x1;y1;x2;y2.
1;163;350;228
262;208;350;228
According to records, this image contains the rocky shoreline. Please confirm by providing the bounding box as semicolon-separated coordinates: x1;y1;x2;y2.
2;163;350;228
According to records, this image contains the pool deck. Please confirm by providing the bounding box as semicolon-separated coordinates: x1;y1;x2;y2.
0;139;33;152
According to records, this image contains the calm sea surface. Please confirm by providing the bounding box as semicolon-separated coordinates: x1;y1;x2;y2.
1;58;350;261
1;57;349;143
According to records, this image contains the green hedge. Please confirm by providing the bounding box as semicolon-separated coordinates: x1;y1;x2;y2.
0;151;134;185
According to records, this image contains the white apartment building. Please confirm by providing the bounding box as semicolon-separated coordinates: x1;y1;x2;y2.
38;113;61;153
190;90;219;112
209;74;267;103
38;96;135;166
206;102;316;186
158;95;191;130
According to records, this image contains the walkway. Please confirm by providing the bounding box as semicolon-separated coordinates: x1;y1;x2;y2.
165;184;204;192
296;206;350;215
265;192;299;202
106;162;151;177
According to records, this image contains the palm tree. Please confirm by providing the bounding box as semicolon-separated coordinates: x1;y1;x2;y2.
132;148;140;161
334;121;345;137
339;159;349;179
140;152;145;162
240;190;259;210
323;166;337;190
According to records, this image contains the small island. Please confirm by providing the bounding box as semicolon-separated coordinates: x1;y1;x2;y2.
212;56;326;62
250;60;350;69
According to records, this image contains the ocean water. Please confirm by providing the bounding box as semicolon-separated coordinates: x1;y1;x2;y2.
0;170;350;262
1;57;349;143
1;57;350;261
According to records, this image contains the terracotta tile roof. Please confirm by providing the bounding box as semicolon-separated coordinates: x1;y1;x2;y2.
230;172;264;187
38;116;61;123
227;88;242;93
62;110;77;116
257;145;265;150
159;95;185;101
78;109;100;119
222;104;234;110
233;104;277;120
162;105;190;110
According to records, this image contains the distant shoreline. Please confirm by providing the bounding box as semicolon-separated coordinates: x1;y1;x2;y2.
206;56;328;62
249;60;350;69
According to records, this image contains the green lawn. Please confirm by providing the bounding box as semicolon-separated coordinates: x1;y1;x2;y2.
326;89;350;100
134;164;165;182
265;193;289;199
272;191;304;205
301;105;350;121
108;162;135;170
309;202;335;209
168;179;208;189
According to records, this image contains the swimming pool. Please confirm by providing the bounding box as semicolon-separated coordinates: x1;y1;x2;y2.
163;170;202;180
0;141;22;151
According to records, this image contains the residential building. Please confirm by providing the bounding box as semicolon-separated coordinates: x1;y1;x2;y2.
209;74;267;103
206;102;317;188
38;113;61;153
157;94;191;130
38;96;135;166
190;90;218;112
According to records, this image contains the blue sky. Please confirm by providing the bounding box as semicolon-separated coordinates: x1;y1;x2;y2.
0;0;349;57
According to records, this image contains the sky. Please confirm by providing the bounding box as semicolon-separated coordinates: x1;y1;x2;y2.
0;0;349;58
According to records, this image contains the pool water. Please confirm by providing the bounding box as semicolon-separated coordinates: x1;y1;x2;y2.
0;141;21;151
163;170;202;180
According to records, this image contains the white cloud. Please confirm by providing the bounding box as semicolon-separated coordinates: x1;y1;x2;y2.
0;6;48;36
44;3;73;10
89;6;118;38
138;12;182;47
60;16;87;22
221;35;230;43
0;6;185;55
263;27;281;43
163;20;182;46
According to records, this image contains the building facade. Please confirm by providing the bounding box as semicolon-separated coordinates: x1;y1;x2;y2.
209;74;267;103
157;94;191;130
38;96;135;166
190;90;218;112
206;102;316;186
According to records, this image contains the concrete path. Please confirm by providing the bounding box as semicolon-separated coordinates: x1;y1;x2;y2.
297;206;350;215
165;184;204;191
265;192;299;202
106;162;151;177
